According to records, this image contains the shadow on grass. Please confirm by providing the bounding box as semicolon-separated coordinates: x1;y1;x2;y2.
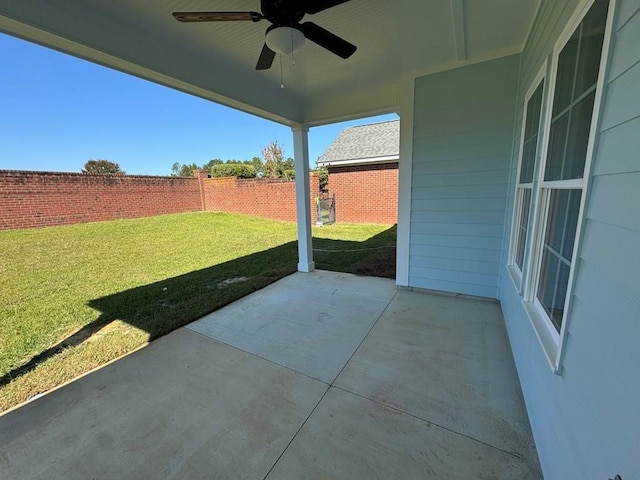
0;225;396;388
314;224;396;279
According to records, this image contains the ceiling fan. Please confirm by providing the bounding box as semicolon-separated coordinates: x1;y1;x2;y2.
172;0;357;70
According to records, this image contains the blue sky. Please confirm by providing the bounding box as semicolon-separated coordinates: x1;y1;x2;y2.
0;33;397;176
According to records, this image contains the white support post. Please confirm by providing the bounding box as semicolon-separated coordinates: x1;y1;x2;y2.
292;124;315;273
396;76;415;287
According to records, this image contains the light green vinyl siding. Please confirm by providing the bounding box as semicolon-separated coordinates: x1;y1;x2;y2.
409;55;519;298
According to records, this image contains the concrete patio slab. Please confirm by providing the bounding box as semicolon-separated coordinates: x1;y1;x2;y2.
0;329;327;480
335;289;540;472
187;271;396;383
266;387;541;480
0;271;540;479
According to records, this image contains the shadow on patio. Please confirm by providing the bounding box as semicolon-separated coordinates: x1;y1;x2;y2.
0;267;541;478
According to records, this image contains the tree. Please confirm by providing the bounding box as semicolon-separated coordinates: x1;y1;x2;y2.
82;159;125;175
262;140;293;179
170;162;200;177
281;157;295;180
247;156;264;177
205;159;224;169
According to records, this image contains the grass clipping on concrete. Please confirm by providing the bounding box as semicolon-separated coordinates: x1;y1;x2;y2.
0;212;395;412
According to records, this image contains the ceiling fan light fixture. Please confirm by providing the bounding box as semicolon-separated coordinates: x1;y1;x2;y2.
265;26;305;55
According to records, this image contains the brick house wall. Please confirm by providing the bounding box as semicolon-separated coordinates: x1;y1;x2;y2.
326;162;398;224
203;173;320;223
0;170;203;230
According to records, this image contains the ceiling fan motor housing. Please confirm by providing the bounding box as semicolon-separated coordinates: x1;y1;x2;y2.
260;0;305;26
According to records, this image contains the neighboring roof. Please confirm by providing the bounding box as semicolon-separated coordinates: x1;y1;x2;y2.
317;120;399;167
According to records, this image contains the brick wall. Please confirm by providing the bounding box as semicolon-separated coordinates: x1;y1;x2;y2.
0;167;395;230
0;170;202;230
326;162;398;224
203;173;320;223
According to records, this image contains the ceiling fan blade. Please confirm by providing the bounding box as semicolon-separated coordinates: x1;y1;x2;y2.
300;22;357;59
172;11;262;22
304;0;351;15
256;43;276;70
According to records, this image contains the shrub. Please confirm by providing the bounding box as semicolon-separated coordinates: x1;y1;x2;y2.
208;164;257;179
318;168;328;192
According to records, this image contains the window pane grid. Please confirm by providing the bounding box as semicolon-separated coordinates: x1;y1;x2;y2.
546;90;599;182
536;189;582;332
547;87;598;181
519;82;544;185
549;83;597;124
552;30;579;113
515;187;532;271
544;0;608;183
542;243;572;268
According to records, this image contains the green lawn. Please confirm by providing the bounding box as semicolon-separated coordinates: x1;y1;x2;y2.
0;212;395;412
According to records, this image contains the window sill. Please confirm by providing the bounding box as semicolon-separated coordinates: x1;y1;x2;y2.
522;299;563;375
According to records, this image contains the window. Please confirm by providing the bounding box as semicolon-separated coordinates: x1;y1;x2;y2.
536;188;582;331
510;0;611;369
509;77;545;286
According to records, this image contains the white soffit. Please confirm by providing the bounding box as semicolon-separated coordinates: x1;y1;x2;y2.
0;0;541;127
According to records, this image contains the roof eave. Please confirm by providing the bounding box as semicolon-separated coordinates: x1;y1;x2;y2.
317;155;399;168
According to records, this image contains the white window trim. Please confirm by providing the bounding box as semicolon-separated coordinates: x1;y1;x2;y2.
507;64;547;293
521;0;617;373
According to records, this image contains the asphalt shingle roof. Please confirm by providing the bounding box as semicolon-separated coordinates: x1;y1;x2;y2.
317;120;399;165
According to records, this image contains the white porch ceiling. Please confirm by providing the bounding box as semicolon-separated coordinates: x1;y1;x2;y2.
0;1;540;127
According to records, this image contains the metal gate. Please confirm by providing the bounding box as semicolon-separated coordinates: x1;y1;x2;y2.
316;194;336;225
